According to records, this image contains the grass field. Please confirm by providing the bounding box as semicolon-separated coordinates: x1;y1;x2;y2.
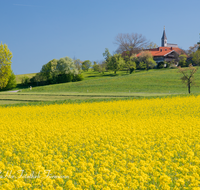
1;68;200;106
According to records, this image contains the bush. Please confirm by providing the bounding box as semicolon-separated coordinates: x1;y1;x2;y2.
73;73;84;82
157;62;164;69
21;76;30;85
0;71;17;91
56;74;73;83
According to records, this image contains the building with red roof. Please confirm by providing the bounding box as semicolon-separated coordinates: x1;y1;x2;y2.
136;28;186;64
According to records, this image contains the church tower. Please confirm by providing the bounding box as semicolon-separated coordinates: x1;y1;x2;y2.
161;27;167;47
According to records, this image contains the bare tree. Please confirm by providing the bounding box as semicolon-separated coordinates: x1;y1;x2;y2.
114;33;149;54
178;64;198;94
186;44;199;56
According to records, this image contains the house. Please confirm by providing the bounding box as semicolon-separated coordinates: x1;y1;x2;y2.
136;27;186;64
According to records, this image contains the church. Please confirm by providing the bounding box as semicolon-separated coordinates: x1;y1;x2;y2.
137;27;185;64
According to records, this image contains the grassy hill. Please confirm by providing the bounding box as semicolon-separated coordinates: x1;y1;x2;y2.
19;68;200;94
0;68;199;106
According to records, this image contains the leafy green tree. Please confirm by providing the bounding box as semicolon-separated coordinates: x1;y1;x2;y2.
192;50;200;66
0;42;13;89
98;61;106;74
40;59;57;83
82;60;92;71
21;76;30;86
138;61;146;70
103;48;111;61
1;71;17;90
178;54;187;67
93;61;100;72
138;51;156;71
74;59;82;72
57;56;78;75
107;53;125;74
123;51;136;74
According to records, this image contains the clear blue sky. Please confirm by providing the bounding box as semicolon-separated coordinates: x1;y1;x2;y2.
1;0;200;75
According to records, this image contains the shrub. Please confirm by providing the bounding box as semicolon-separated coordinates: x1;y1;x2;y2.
21;76;30;86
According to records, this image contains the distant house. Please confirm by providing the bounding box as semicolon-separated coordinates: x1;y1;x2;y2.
137;46;185;64
136;27;186;64
122;28;186;65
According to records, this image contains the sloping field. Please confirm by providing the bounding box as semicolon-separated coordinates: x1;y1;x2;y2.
19;68;200;94
0;96;200;189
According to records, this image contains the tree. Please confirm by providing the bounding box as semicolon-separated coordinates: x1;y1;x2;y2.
103;48;111;61
40;59;57;82
138;51;157;71
74;58;82;72
178;54;187;67
98;61;107;74
114;33;149;53
57;56;78;75
123;51;136;74
178;64;198;94
192;50;200;66
0;42;13;89
107;53;125;74
93;61;100;72
82;60;92;71
1;71;17;90
187;44;199;56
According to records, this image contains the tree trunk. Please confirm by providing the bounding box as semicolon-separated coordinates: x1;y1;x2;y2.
188;83;190;94
114;70;116;74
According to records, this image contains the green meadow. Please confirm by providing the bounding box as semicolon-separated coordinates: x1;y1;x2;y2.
1;68;200;106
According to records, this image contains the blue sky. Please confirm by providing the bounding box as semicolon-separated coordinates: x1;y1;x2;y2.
1;0;200;75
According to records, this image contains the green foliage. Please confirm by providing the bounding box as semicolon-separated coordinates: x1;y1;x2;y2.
93;61;100;72
107;53;125;74
103;48;111;61
82;60;92;71
178;54;187;67
123;52;136;74
138;51;157;71
157;62;165;69
0;71;17;90
29;56;83;86
21;76;30;86
138;61;146;70
192;50;200;66
40;59;57;83
5;72;17;89
0;42;13;89
57;56;78;75
74;59;82;71
73;73;84;81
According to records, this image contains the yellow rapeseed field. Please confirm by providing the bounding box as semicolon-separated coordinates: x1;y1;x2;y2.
0;96;200;190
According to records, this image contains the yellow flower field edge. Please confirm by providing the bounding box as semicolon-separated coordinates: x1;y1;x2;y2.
0;96;200;189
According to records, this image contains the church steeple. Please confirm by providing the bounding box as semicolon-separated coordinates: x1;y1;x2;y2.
161;26;167;47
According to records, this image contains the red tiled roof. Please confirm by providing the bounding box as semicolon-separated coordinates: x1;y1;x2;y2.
136;47;186;57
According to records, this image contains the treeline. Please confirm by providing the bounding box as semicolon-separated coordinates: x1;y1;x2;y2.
21;57;84;86
92;47;200;75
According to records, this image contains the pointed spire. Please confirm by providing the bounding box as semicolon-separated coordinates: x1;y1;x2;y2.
162;26;167;40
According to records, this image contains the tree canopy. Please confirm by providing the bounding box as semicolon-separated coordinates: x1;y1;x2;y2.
107;53;125;74
114;33;149;53
82;60;92;71
0;42;13;89
138;51;156;70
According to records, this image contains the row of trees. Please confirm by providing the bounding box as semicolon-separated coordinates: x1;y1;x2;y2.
22;56;84;86
100;48;157;74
